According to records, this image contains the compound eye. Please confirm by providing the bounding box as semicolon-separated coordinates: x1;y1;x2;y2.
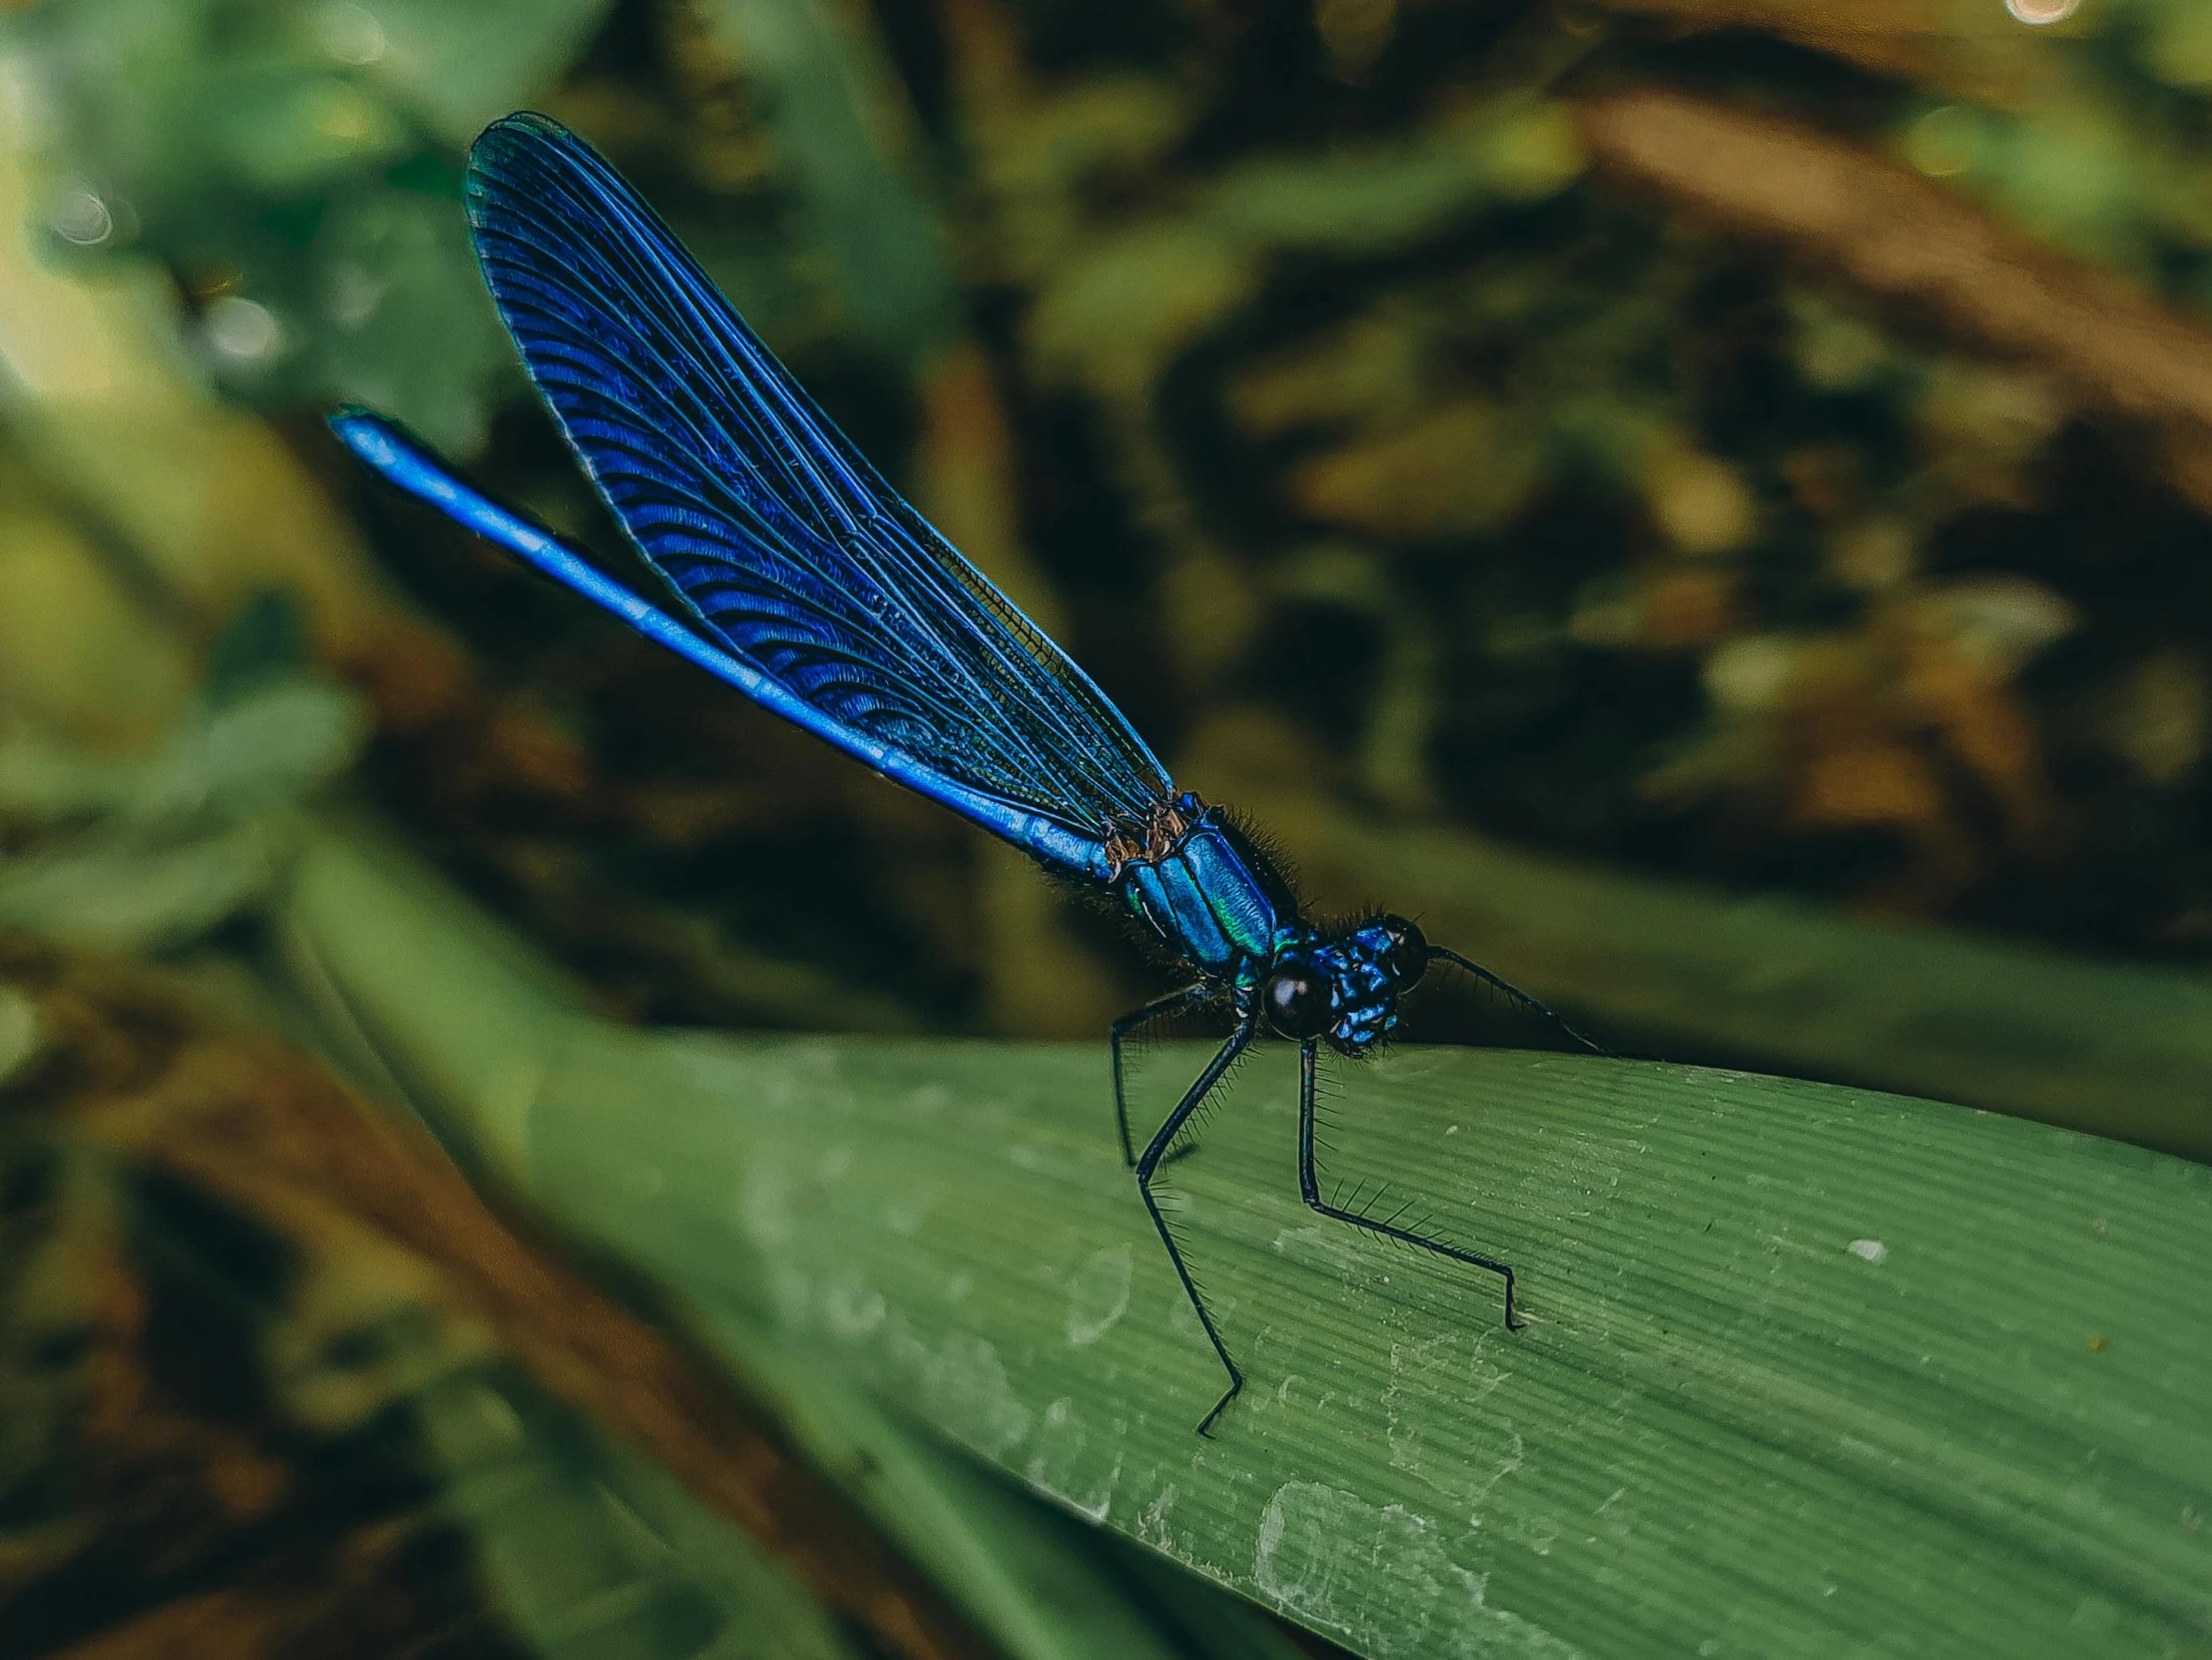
1262;958;1333;1039
1378;915;1428;987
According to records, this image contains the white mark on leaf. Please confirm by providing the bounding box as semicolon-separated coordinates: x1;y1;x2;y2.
1065;1245;1132;1347
767;1263;813;1328
891;1316;1032;1457
1270;1225;1367;1281
1167;1284;1234;1338
738;1158;796;1248
824;1278;885;1339
1138;1485;1176;1547
1846;1239;1887;1264
1252;1482;1580;1656
882;1182;938;1238
1025;1397;1119;1521
1384;1332;1517;1518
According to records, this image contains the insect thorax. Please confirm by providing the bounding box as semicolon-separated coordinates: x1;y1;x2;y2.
1111;795;1296;977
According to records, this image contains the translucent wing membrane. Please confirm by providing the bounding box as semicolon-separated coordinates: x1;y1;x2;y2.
464;113;1173;843
329;408;1111;878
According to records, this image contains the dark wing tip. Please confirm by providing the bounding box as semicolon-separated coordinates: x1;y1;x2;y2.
463;111;631;247
466;111;593;192
468;110;569;162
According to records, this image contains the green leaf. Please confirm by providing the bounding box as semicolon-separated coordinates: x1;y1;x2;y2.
283;825;1309;1660
696;0;959;363
1250;789;2212;1160
417;1367;875;1660
9;0;615;450
0;679;367;952
0;826;273;951
132;679;369;827
352;0;614;145
282;824;2212;1660
693;1302;1305;1660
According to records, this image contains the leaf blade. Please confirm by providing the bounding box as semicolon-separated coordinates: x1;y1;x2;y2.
523;1033;2212;1658
282;825;2212;1658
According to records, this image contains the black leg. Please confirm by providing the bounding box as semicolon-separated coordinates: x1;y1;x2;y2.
1111;982;1212;1168
1297;1040;1524;1331
1427;946;1610;1057
1136;1017;1255;1435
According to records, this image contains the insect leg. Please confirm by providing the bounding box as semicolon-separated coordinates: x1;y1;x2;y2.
1426;946;1610;1056
1296;1040;1523;1331
1136;1016;1256;1435
1110;982;1213;1168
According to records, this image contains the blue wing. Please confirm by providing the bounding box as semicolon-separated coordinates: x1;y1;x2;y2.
330;410;1110;879
458;110;1172;864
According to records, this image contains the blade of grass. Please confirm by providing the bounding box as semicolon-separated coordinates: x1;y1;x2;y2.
416;1365;877;1660
1243;784;2212;1159
280;821;1298;1660
282;821;2212;1659
692;1302;1308;1660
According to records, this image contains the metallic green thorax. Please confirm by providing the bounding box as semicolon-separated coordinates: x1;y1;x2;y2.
1116;805;1295;978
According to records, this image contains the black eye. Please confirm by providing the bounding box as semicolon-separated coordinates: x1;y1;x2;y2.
1378;916;1427;987
1263;958;1333;1039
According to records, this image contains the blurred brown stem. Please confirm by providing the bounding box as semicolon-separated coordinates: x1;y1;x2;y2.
1587;0;2061;103
1578;87;2212;512
27;946;998;1660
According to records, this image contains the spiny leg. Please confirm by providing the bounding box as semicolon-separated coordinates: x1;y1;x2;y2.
1136;1016;1255;1435
1110;982;1212;1168
1427;946;1610;1057
1296;1040;1523;1331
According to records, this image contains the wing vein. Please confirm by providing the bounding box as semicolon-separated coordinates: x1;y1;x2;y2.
462;114;1172;841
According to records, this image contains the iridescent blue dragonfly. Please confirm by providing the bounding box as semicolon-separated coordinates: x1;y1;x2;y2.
333;112;1600;1435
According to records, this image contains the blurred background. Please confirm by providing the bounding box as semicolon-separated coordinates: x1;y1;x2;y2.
2;0;2210;1654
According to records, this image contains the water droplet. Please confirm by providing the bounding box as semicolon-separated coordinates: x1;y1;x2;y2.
50;188;112;247
324;261;385;328
205;296;282;363
1904;107;1981;179
315;0;387;64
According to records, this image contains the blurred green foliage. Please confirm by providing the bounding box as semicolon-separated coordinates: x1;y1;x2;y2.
0;596;366;952
10;0;2212;1043
6;0;2212;1655
277;821;2212;1660
13;0;614;447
